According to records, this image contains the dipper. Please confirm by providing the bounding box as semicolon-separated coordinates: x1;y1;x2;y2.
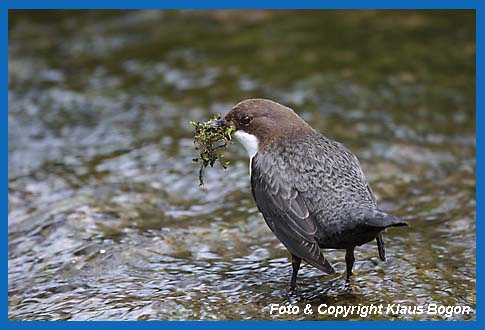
213;99;407;289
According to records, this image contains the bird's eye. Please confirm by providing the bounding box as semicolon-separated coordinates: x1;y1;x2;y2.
240;116;252;125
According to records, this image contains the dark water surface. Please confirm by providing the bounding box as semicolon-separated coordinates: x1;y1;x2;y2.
8;10;475;320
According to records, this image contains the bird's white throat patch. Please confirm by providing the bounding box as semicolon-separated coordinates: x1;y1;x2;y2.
234;131;259;158
234;130;259;175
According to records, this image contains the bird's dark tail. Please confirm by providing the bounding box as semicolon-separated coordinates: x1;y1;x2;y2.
364;209;408;229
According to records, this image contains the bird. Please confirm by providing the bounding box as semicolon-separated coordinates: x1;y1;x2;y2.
212;98;407;290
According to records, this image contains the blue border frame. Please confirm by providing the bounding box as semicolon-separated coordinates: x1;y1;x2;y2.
1;0;479;10
4;0;480;327
2;0;7;327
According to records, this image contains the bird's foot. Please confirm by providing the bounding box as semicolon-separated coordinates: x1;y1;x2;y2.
288;284;299;295
344;275;357;291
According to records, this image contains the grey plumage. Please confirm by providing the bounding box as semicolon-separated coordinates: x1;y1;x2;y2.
251;131;406;273
220;98;407;288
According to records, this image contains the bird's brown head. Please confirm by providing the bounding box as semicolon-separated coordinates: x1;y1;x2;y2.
219;99;313;153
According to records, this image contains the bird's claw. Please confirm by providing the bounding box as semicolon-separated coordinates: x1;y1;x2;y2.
288;284;299;295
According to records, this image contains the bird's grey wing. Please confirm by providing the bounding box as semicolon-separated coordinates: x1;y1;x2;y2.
251;154;335;274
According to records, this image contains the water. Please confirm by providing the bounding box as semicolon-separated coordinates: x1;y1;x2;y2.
8;10;475;320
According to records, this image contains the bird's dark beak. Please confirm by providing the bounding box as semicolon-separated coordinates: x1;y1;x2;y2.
210;118;227;128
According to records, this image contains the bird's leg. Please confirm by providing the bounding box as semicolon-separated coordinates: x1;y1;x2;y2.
376;233;386;261
289;255;301;291
345;247;355;281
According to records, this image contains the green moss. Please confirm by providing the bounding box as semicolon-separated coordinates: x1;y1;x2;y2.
190;115;236;186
